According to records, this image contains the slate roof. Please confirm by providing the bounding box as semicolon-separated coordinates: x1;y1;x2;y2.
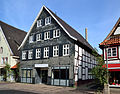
0;21;27;56
19;6;95;51
46;6;94;51
100;18;120;47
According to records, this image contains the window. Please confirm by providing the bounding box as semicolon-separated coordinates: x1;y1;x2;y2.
44;31;50;40
22;51;26;60
0;47;3;54
45;16;51;25
29;35;33;43
108;49;111;56
28;50;33;59
53;68;69;79
112;48;117;56
37;19;43;27
53;46;59;57
63;44;69;56
36;33;42;41
53;29;60;38
1;57;8;64
44;47;49;58
107;47;117;57
36;48;41;59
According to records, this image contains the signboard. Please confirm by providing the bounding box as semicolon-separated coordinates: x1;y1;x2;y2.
35;64;48;68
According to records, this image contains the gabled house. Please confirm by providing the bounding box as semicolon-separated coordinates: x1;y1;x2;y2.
100;18;120;85
0;21;26;82
19;5;97;87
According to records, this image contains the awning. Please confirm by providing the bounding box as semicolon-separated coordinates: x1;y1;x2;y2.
103;64;120;71
11;64;17;69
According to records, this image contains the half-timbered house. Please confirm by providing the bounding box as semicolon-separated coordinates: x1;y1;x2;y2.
19;6;97;86
100;18;120;86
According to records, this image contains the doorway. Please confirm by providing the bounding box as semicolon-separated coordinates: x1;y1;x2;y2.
41;70;48;84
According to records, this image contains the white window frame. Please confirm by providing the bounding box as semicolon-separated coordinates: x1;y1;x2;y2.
44;47;49;58
22;51;26;60
37;19;43;27
28;50;33;59
45;16;51;25
53;29;60;38
36;33;42;41
53;46;59;57
36;48;41;59
29;35;33;43
107;47;117;57
63;44;69;56
44;31;50;40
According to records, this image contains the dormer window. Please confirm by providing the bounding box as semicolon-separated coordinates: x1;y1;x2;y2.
29;35;33;43
107;47;117;57
44;31;50;40
37;19;43;27
53;29;60;38
45;16;51;25
36;33;42;41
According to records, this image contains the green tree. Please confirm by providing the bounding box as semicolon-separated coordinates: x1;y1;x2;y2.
4;63;11;81
91;48;107;86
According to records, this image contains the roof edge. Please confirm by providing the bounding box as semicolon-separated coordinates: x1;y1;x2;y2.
0;26;14;55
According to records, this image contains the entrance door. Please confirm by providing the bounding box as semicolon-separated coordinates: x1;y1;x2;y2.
41;70;48;84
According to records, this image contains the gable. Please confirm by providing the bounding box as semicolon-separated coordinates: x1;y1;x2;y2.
100;18;120;46
114;25;120;35
0;27;12;55
19;5;94;51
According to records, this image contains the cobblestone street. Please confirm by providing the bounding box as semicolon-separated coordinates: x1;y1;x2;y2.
0;82;87;94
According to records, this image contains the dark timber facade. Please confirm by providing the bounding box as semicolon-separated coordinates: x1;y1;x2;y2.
19;6;97;87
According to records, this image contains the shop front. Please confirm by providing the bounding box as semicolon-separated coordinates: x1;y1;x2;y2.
106;64;120;86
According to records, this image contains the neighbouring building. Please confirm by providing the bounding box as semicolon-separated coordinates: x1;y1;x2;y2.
19;5;97;87
0;21;26;82
100;18;120;86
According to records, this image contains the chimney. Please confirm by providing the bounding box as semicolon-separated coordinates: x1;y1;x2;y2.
85;28;88;41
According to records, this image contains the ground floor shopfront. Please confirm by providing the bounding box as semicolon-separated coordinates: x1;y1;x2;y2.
20;64;73;86
106;64;120;86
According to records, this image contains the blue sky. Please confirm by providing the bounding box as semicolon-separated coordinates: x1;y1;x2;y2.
0;0;120;54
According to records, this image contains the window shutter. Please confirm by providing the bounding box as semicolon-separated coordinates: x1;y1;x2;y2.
42;32;44;40
34;34;36;41
26;51;28;60
49;46;53;57
59;44;62;56
50;30;53;38
42;18;45;26
33;48;36;59
41;47;44;59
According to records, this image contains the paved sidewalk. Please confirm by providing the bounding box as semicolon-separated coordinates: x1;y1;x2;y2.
0;82;90;94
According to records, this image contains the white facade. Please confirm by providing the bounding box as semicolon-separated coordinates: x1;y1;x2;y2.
0;27;18;82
